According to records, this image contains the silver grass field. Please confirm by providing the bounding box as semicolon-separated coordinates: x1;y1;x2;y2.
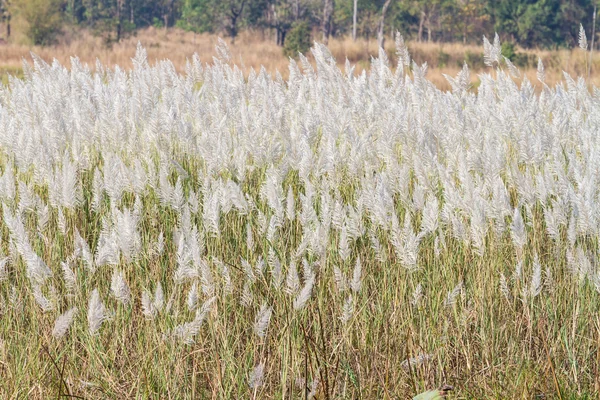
0;33;600;398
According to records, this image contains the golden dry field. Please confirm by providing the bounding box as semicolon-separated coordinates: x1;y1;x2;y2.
0;27;599;89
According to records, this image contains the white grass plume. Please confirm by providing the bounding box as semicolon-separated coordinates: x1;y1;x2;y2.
293;275;315;311
173;296;215;344
153;282;165;311
499;273;511;301
401;353;433;370
33;284;54;312
340;295;354;324
530;254;542;297
268;247;283;289
242;257;256;283
61;261;76;292
286;186;295;221
369;231;387;263
0;257;8;281
338;226;351;262
579;24;588;50
199;258;215;297
411;283;423;307
110;270;131;305
52;307;77;339
253;303;272;338
444;282;463;307
187;282;199;311
74;228;94;273
285;260;300;295
420;196;439;236
87;289;108;335
246;222;254;251
141;290;156;319
537;57;545;83
215;258;232;296
395;31;411;67
510;208;527;250
241;281;253;307
249;361;265;389
333;266;347;293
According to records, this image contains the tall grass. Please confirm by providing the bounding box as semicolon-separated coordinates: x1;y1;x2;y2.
0;35;599;399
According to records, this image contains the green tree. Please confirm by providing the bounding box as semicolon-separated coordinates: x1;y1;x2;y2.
517;0;558;47
178;0;267;42
177;0;219;33
65;0;86;24
244;0;269;29
491;0;595;48
269;0;297;46
222;0;248;42
452;0;491;44
83;0;134;43
14;0;62;45
283;20;311;57
557;0;596;47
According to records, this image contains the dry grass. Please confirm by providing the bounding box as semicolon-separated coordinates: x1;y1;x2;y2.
0;27;600;89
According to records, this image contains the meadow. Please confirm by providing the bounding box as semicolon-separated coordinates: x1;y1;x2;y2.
0;31;600;399
1;27;600;89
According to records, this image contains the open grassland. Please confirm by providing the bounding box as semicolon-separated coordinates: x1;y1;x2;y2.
1;27;600;90
1;35;600;399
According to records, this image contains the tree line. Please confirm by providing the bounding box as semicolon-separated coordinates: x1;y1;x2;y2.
1;0;598;50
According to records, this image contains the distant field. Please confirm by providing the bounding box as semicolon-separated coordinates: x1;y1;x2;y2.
0;27;599;89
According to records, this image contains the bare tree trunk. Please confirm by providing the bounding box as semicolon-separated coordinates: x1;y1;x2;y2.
352;0;357;42
377;0;392;48
426;13;431;42
168;0;175;28
590;5;597;80
161;0;175;33
322;0;334;44
418;11;424;43
227;0;247;44
116;0;123;42
1;0;9;39
230;14;238;44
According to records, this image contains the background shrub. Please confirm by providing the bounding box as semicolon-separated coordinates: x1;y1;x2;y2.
283;21;311;59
